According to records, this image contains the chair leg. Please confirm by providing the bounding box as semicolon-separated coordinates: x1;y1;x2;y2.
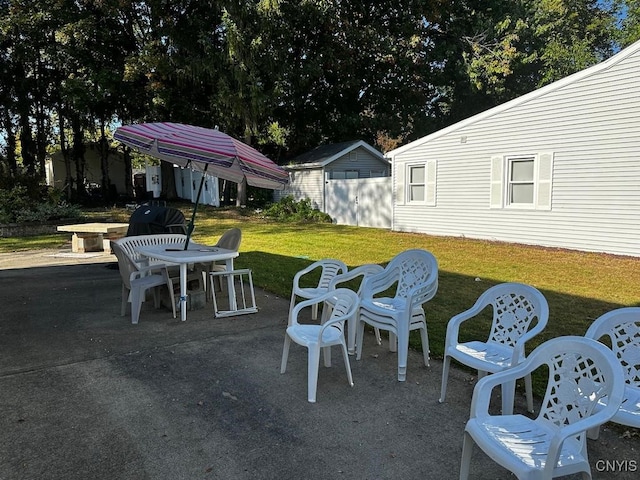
501;380;516;415
280;334;291;374
355;320;365;360
288;292;296;326
322;346;332;367
311;302;319;320
397;327;409;382
341;341;354;387
152;286;161;308
374;327;382;345
347;311;357;355
439;355;451;403
130;286;143;325
419;323;430;367
389;331;398;352
307;345;321;403
320;304;333;366
524;372;534;413
587;425;601;440
459;431;474;480
121;284;128;316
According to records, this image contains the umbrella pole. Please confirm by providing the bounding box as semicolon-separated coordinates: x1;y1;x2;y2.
184;164;209;250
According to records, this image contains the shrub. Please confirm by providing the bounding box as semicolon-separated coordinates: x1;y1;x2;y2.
0;185;83;224
262;196;332;223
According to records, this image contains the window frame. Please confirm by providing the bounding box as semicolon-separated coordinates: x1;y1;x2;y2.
407;163;426;203
505;155;535;209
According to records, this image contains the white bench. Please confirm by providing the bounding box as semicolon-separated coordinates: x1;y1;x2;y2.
57;223;129;253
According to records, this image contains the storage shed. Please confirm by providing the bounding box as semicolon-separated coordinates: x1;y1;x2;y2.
387;39;640;258
275;140;390;212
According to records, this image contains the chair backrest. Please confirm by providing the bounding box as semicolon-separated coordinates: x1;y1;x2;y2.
297;259;348;290
525;337;625;441
481;283;549;349
325;288;360;335
364;249;438;307
215;228;242;251
585;307;640;388
114;234;188;263
111;241;139;289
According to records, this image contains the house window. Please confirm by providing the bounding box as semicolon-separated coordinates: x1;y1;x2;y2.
507;156;534;205
409;165;425;202
490;152;554;210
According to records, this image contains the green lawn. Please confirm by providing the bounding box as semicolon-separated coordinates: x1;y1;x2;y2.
3;205;640;395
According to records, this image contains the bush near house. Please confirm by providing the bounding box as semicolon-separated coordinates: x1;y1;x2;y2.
263;196;332;223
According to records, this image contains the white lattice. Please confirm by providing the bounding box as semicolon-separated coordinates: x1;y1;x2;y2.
397;257;433;297
610;321;640;387
540;352;608;427
489;292;538;347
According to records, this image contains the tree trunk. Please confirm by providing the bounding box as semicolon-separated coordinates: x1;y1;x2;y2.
72;116;86;201
99;121;111;202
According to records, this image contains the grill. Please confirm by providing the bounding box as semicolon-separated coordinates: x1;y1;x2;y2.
126;206;187;236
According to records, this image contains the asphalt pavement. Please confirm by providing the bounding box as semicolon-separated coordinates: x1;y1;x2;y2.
0;249;637;480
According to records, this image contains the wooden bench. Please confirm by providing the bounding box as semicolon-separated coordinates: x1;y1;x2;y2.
57;223;129;253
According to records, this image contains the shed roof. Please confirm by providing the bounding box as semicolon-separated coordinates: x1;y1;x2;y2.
286;140;387;170
387;39;640;158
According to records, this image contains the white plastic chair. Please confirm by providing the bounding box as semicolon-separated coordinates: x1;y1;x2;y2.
280;288;359;403
355;249;438;381
327;263;384;354
439;283;549;415
459;336;625;480
112;241;176;324
289;258;348;322
584;307;640;437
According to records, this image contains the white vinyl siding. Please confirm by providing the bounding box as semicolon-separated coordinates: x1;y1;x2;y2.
274;169;324;210
389;41;640;257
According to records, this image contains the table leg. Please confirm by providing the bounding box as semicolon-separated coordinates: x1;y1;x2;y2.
180;263;188;321
225;259;237;311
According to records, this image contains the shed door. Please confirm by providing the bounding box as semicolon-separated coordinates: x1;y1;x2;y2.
325;178;358;225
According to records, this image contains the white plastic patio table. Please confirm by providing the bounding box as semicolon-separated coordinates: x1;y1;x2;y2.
135;243;239;321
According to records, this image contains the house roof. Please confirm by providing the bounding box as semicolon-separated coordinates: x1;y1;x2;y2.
387;39;640;158
286;140;387;170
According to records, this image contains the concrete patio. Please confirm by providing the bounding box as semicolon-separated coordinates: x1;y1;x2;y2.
0;249;637;479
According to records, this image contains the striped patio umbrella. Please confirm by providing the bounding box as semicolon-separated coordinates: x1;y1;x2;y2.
113;122;288;190
114;122;288;247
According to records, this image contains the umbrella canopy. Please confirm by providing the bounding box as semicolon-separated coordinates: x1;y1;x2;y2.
113;122;288;190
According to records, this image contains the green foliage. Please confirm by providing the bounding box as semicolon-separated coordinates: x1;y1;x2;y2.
0;185;83;224
262;196;332;223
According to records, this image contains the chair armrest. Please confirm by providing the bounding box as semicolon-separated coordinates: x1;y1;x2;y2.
469;362;531;418
328;264;383;291
292;263;321;289
445;300;491;348
360;265;401;299
130;263;169;281
289;293;328;325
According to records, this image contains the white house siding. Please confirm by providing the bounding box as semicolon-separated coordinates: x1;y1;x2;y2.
328;147;390;178
390;41;640;258
274;168;325;210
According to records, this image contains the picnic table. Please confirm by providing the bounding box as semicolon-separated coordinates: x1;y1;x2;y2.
57;223;129;253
